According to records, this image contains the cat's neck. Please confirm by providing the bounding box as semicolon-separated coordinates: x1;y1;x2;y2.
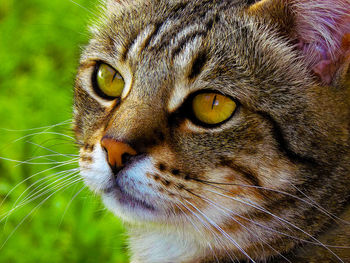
128;225;205;263
127;201;350;263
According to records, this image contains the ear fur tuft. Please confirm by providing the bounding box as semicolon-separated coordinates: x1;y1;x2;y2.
292;0;350;84
249;0;350;85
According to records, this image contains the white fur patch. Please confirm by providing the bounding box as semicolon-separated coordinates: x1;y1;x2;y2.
79;143;113;193
129;227;204;263
167;82;190;112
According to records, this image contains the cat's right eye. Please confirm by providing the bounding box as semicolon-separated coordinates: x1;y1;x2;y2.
93;63;124;99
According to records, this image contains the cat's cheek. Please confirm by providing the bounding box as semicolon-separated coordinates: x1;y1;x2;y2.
79;144;115;193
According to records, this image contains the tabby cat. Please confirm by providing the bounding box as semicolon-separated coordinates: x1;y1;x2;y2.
74;0;350;262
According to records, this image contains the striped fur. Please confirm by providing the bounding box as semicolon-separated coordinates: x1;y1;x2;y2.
74;0;350;262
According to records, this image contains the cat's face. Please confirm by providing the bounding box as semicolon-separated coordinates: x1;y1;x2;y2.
74;0;350;261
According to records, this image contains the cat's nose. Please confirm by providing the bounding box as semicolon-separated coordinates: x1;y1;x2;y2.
101;137;137;172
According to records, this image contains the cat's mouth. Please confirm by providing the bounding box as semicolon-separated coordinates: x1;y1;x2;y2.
101;155;159;214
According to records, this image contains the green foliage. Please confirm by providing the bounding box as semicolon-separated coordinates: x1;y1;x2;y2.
0;0;129;262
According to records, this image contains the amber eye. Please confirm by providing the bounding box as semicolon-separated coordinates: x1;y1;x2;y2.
94;63;124;99
191;92;237;125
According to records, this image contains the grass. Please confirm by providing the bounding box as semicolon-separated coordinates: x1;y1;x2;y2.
0;0;129;262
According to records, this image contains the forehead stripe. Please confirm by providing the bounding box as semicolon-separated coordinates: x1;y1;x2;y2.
128;26;155;59
121;30;140;61
170;13;218;59
171;31;207;59
187;50;208;80
141;22;164;52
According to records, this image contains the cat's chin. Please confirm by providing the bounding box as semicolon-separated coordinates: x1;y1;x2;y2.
101;190;161;223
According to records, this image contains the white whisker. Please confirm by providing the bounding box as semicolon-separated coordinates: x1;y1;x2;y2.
0;156;79;165
0;177;82;250
176;201;221;263
13;131;75;143
16;172;81;210
16;169;80;206
0;119;72;132
58;186;86;227
26;141;79;158
196;192;292;263
201;182;350;249
68;0;96;16
1;173;81;222
205;187;345;263
184;198;253;262
0;162;79;209
290;183;350;225
196;179;350;226
13;155;78;167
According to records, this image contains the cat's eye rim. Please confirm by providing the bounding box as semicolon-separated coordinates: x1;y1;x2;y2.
185;90;239;128
91;61;124;101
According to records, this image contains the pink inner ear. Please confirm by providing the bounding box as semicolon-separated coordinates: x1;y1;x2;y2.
311;32;350;84
312;60;337;85
291;0;350;84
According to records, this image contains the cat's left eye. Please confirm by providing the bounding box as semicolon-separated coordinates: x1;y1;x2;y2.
191;92;237;126
93;63;124;99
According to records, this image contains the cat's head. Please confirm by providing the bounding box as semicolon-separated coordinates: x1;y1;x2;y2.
74;0;350;261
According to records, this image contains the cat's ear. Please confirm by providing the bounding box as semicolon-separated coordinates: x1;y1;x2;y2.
249;0;350;86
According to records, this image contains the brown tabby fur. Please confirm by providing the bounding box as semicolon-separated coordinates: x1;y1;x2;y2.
74;0;350;262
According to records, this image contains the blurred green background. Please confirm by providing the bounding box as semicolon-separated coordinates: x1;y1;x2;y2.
0;0;129;262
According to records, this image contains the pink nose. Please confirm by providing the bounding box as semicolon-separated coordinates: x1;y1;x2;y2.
101;137;137;170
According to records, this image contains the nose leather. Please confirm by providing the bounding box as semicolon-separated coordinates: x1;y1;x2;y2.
101;137;137;170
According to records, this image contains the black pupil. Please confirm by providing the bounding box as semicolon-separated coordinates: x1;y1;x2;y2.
211;95;217;110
